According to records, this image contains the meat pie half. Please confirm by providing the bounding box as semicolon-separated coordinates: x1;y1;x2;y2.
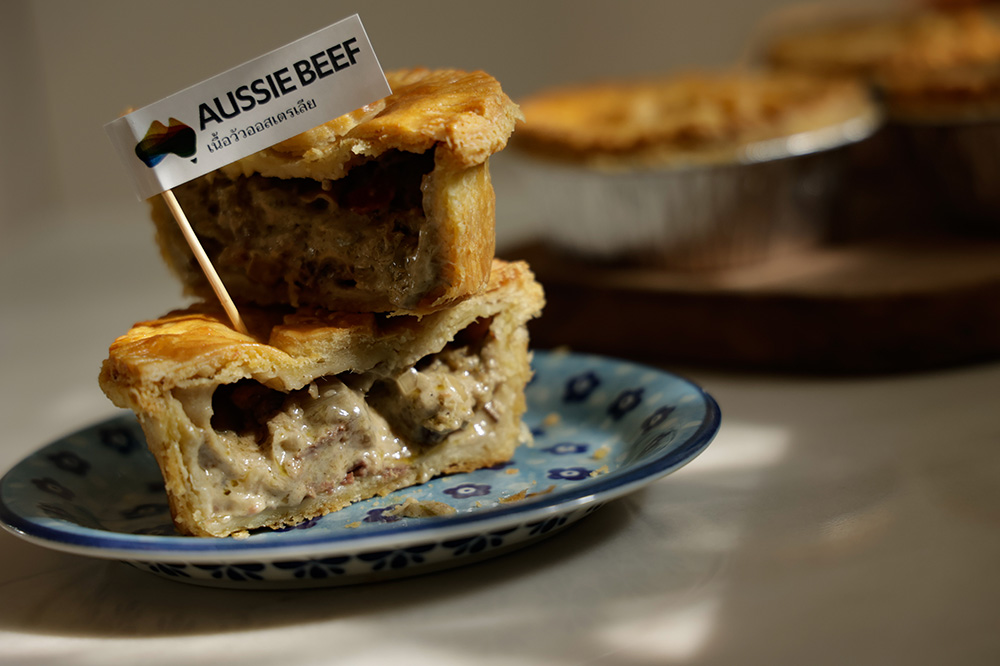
99;260;544;537
151;67;522;315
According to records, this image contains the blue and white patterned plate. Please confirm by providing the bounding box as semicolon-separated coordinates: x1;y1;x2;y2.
0;350;719;588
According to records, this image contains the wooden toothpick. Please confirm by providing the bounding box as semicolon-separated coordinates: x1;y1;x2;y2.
160;189;249;335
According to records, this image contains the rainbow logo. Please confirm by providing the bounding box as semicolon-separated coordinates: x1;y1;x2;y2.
134;118;197;167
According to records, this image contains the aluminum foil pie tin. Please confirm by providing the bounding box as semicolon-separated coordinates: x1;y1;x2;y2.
495;107;882;270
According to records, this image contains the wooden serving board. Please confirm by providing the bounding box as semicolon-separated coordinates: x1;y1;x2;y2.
503;239;1000;374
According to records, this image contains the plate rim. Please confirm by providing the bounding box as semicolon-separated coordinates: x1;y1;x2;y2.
0;350;720;563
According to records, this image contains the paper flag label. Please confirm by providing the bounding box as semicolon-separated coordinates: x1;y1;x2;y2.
105;14;389;200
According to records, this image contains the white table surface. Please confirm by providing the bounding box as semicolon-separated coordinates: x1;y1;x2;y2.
2;204;999;666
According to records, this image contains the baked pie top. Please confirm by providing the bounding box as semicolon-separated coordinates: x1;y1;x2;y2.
879;60;1000;121
99;259;544;399
513;70;873;167
766;7;1000;78
766;8;1000;76
223;67;522;181
766;7;1000;121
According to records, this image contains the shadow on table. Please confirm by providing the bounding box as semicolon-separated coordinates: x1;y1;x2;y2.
0;495;637;639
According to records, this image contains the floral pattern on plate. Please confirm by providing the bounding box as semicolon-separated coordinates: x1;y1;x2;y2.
0;350;720;588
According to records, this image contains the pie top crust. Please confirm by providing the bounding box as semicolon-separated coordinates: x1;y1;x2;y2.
512;70;874;167
222;67;522;181
99;259;544;401
765;7;1000;79
764;6;1000;120
879;60;1000;122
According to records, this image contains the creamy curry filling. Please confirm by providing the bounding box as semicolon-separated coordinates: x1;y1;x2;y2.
173;318;503;521
171;149;438;308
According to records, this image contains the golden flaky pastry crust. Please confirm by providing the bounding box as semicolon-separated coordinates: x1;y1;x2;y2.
766;8;1000;79
880;61;1000;122
224;68;523;180
99;260;545;537
154;67;520;315
513;70;874;167
765;7;1000;121
103;260;540;393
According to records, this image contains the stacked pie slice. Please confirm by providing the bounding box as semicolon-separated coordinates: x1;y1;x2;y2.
99;68;545;538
